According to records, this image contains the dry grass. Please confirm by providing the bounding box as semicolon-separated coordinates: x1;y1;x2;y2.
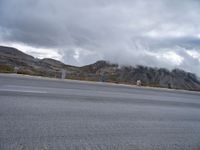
0;65;14;73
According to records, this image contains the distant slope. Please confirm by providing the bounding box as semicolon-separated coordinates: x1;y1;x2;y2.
0;45;200;91
80;61;200;90
0;46;79;77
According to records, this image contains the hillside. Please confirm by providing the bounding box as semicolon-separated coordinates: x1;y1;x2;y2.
0;45;200;91
0;46;79;77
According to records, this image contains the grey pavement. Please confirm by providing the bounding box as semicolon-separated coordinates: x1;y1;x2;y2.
1;74;200;150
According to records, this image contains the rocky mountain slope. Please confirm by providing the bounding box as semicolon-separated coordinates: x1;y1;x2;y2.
1;45;200;91
0;46;79;77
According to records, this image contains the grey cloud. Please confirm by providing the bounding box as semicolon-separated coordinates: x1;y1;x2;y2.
0;0;200;75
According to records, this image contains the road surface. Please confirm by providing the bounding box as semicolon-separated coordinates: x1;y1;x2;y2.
1;74;200;150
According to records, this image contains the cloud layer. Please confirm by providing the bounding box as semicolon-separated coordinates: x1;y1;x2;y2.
0;0;200;75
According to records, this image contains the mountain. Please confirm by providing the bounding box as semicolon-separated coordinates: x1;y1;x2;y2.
0;45;200;91
0;46;79;77
79;61;200;91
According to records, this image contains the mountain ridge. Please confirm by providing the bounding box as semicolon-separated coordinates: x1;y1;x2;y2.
0;45;200;91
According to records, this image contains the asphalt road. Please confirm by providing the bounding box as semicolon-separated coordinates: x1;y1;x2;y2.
1;74;200;150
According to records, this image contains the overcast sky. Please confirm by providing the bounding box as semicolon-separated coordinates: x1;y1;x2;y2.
0;0;200;75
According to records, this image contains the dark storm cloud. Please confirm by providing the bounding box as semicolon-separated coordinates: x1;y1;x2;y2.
0;0;200;75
